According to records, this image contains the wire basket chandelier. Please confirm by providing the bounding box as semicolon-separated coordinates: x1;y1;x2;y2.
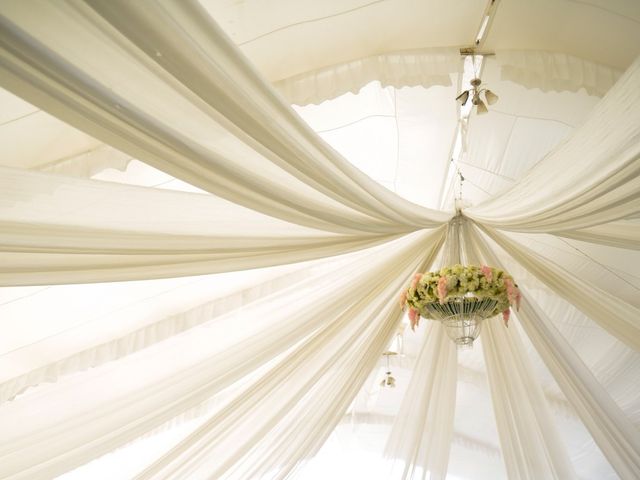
400;215;520;348
422;296;499;347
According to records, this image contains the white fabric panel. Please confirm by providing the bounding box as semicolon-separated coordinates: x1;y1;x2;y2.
137;258;433;479
0;85;131;177
0;2;637;479
54;419;209;480
273;48;619;106
443;54;601;210
0;262;317;403
296;81;459;210
555;221;640;250
477;224;640;351
0;88;102;171
496;50;622;97
200;0;485;82
450;346;507;480
36;145;132;178
274;48;461;106
481;321;577;480
138;235;443;480
501;231;640;309
468;57;640;232
203;0;640;82
469;231;640;426
484;0;640;70
469;224;640;479
0;87;131;179
0;0;450;234
0;87;131;178
0;85;37;124
462;220;577;480
384;322;456;480
0;166;410;286
515;299;640;480
0;228;444;480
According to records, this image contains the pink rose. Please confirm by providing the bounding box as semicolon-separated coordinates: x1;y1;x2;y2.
502;309;510;327
504;278;518;306
410;273;423;290
408;307;420;331
481;265;493;283
437;276;448;304
398;290;408;309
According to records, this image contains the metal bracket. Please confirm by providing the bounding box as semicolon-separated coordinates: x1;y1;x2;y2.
460;47;495;57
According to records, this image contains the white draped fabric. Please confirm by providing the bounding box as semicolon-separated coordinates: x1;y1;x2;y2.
384;322;457;480
481;321;577;480
0;229;444;480
469;225;640;479
0;1;639;479
516;299;640;480
467;55;640;233
0;86;134;177
136;233;443;480
0;166;410;285
555;221;640;250
0;262;318;403
0;0;449;234
463;222;576;480
477;224;640;351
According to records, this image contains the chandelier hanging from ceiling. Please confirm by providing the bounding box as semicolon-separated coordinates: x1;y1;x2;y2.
400;216;520;348
380;351;397;388
456;77;498;115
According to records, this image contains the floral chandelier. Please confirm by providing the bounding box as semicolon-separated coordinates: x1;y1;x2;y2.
400;217;521;347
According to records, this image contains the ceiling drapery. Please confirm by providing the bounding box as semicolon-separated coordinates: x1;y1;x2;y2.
465;59;640;232
0;0;449;233
0;1;639;480
468;224;640;479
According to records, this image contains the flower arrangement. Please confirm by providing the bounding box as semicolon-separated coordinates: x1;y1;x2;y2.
400;264;521;330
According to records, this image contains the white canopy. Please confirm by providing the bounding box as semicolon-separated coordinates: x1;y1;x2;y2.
0;1;639;479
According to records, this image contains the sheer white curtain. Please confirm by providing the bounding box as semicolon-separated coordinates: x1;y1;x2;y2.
467;56;640;233
0;1;638;479
0;0;449;233
554;221;640;250
384;321;457;480
0;262;314;403
0;228;444;480
0;166;408;286
461;220;577;479
468;223;640;479
480;321;577;480
135;231;444;480
477;223;640;351
509;300;640;480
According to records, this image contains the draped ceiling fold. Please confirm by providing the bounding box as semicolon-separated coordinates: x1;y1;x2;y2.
0;1;638;479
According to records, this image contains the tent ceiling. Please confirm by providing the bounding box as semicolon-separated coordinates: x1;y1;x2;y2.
199;0;485;81
0;1;638;479
202;0;640;83
485;0;640;69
